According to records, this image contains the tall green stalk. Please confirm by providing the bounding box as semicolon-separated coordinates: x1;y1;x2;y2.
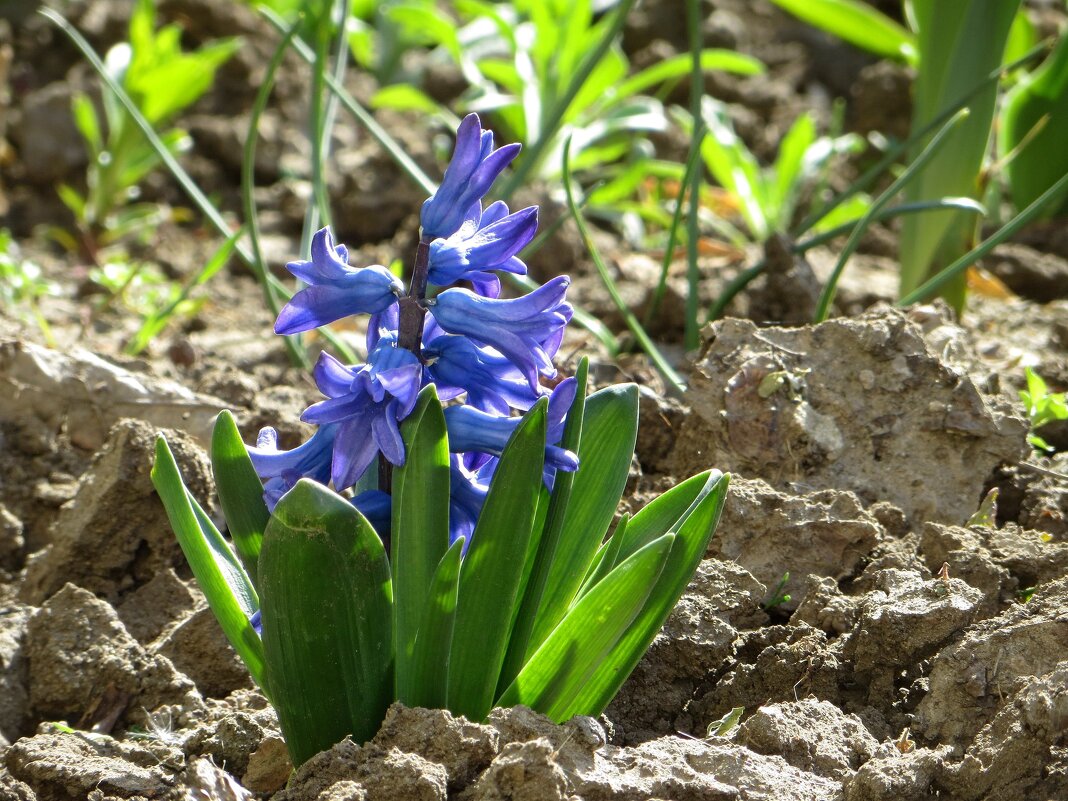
898;0;1020;311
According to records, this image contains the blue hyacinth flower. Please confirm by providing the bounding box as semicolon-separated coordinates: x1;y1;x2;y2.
353;489;392;539
420;114;521;240
443;377;579;474
423;324;543;415
448;455;493;546
275;228;402;335
248;423;337;511
430;276;573;390
427;201;536;288
300;336;423;490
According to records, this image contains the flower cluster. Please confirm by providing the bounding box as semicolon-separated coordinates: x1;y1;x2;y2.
248;114;576;544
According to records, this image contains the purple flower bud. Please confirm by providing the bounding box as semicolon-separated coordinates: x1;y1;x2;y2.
427;202;536;287
275;228;402;335
420;114;521;239
429;276;573;390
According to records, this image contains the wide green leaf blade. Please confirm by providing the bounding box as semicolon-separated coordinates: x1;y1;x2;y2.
496;532;673;721
556;471;730;719
447;399;547;721
392;385;451;703
151;436;265;688
575;512;630;599
527;384;638;653
211;410;269;588
406;537;465;709
615;470;716;563
498;358;588;691
612;49;764;104
260;479;393;767
767;0;916;64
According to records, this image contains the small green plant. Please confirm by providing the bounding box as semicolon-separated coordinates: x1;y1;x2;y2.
0;229;58;345
367;0;763;195
1020;367;1068;452
684;101;866;244
1000;26;1068;218
56;0;237;256
764;571;792;610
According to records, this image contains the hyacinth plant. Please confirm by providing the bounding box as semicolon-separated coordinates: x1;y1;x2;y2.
151;114;729;768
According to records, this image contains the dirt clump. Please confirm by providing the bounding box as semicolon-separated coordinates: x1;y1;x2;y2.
673;305;1028;525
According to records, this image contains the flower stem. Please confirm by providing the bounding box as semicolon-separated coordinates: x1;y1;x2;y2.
398;238;431;355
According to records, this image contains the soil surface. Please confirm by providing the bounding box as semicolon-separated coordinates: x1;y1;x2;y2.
3;1;1068;800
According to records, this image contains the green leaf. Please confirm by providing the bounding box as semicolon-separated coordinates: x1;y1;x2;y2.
496;532;673;720
150;436;265;688
527;383;638;653
770;111;816;229
615;471;716;562
556;470;730;719
498;359;588;691
447;398;548;720
56;183;86;220
71;92;103;155
766;0;917;64
392;385;451;704
371;84;444;115
210;410;269;588
406;537;465;709
260;479;393;767
575;512;630;599
612;49;764;105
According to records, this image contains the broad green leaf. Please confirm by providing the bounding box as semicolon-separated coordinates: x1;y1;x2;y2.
770;111;816;229
151;436;265;688
260;480;393;767
900;0;1020;309
371;84;444;116
575;512;629;599
527;383;638;654
1001;28;1068;217
615;471;716;562
612;49;764;106
71;92;103;155
56;184;86;219
406;537;465;709
767;0;917;65
496;532;673;720
556;471;730;719
498;359;588;691
211;410;269;588
392;386;451;703
699;98;768;240
447;399;547;720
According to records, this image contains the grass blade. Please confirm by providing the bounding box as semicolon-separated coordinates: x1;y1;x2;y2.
562;140;686;394
897;168;1068;305
813;108;970;322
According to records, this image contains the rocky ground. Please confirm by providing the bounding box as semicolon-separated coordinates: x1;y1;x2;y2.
3;1;1068;800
